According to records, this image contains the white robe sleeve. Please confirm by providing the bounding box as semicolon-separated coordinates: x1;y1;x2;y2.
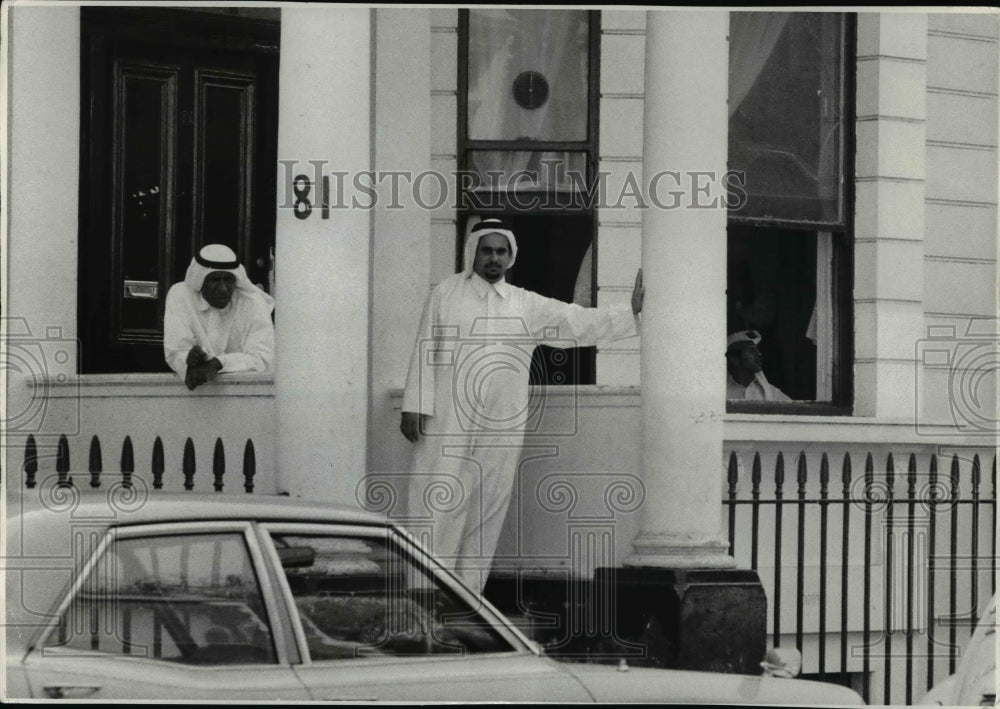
402;286;440;416
215;295;275;373
163;284;198;376
525;292;639;348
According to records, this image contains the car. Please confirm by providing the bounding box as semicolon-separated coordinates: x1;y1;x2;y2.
918;595;996;707
4;492;866;703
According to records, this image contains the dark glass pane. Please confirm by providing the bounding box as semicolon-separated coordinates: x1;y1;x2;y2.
199;80;250;247
727;225;818;400
468;10;589;141
729;13;845;224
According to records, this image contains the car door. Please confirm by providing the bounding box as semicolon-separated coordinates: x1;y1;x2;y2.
20;522;310;701
257;523;594;703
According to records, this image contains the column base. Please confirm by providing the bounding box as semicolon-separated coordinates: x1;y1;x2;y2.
593;566;766;672
624;534;736;569
483;566;767;674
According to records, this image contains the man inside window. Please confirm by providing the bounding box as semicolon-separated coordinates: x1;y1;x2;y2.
399;218;643;595
164;243;275;391
726;329;790;401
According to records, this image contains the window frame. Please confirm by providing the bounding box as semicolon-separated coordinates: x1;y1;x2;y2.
726;12;856;416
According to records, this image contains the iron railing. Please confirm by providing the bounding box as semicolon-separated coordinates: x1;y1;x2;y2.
724;448;996;704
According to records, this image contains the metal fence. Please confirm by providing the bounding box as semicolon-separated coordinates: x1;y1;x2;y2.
20;433;258;493
724;448;996;705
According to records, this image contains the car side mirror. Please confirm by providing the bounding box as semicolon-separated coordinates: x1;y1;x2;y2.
760;647;802;678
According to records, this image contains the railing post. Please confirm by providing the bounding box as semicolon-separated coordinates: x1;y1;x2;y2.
726;452;738;556
948;453;960;674
88;435;102;488
839;452;852;688
56;434;71;488
863;451;874;703
926;453;938;693
773;452;785;647
213;438;225;492
152;437;164;489
24;434;37;489
971;454;981;628
795;451;807;653
183;438;196;491
818;452;829;679
906;453;917;705
750;452;761;570
121;436;134;489
243;439;256;494
884;452;895;703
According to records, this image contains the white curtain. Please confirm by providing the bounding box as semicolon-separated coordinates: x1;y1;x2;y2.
728;12;790;118
467;10;588;182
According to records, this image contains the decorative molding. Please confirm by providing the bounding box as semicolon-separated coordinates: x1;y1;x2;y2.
926;139;997;151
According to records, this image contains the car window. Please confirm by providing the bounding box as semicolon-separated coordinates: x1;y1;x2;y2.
272;533;512;661
43;532;277;665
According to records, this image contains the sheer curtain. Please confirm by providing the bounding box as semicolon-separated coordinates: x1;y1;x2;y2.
728;12;790;118
467;10;588;185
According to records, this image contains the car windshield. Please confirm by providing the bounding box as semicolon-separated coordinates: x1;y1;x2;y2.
271;533;515;660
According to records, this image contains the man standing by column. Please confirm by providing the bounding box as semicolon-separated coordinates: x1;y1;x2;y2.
400;219;644;594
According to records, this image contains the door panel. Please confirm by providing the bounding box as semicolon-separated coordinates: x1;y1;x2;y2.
115;62;177;346
80;8;279;373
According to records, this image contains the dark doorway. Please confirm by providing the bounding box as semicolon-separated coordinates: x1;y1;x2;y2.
79;8;280;373
502;214;596;386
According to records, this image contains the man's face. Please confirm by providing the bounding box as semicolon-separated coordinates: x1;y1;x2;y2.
472;233;512;283
727;342;763;375
201;271;237;309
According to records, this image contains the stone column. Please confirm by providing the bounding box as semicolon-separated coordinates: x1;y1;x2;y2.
274;8;372;502
596;11;766;675
625;10;733;569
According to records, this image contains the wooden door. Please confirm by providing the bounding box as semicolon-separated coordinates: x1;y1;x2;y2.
79;8;279;372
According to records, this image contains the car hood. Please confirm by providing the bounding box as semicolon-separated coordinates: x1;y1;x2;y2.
561;663;866;705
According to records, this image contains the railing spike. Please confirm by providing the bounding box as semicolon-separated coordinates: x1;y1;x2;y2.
751;452;762;489
727;451;739;487
820;452;830;487
213;438;225;492
841;452;852;491
243;439;256;494
950;454;960;498
971;454;981;490
88;435;102;488
797;450;808;489
183;438;196;491
23;434;37;489
774;451;785;490
56;434;72;488
907;453;917;497
120;436;134;489
152;437;164;489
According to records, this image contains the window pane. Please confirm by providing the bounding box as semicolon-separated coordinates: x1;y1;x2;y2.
273;534;512;660
728;12;845;224
468;10;589;141
727;226;822;401
46;533;276;665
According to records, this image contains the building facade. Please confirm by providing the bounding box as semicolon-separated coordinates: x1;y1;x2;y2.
4;5;997;703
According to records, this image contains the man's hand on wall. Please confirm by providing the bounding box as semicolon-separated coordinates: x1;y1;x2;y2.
185;358;223;391
400;411;430;443
631;268;644;315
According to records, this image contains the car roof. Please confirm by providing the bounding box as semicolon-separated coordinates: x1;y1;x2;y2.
8;491;390;530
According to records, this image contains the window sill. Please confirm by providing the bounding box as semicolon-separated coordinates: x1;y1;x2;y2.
35;372;275;398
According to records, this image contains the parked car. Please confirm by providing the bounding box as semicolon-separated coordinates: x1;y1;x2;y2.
918;595;996;707
5;493;866;703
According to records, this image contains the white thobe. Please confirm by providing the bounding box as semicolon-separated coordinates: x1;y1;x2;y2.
402;271;638;593
163;283;275;378
726;371;791;401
